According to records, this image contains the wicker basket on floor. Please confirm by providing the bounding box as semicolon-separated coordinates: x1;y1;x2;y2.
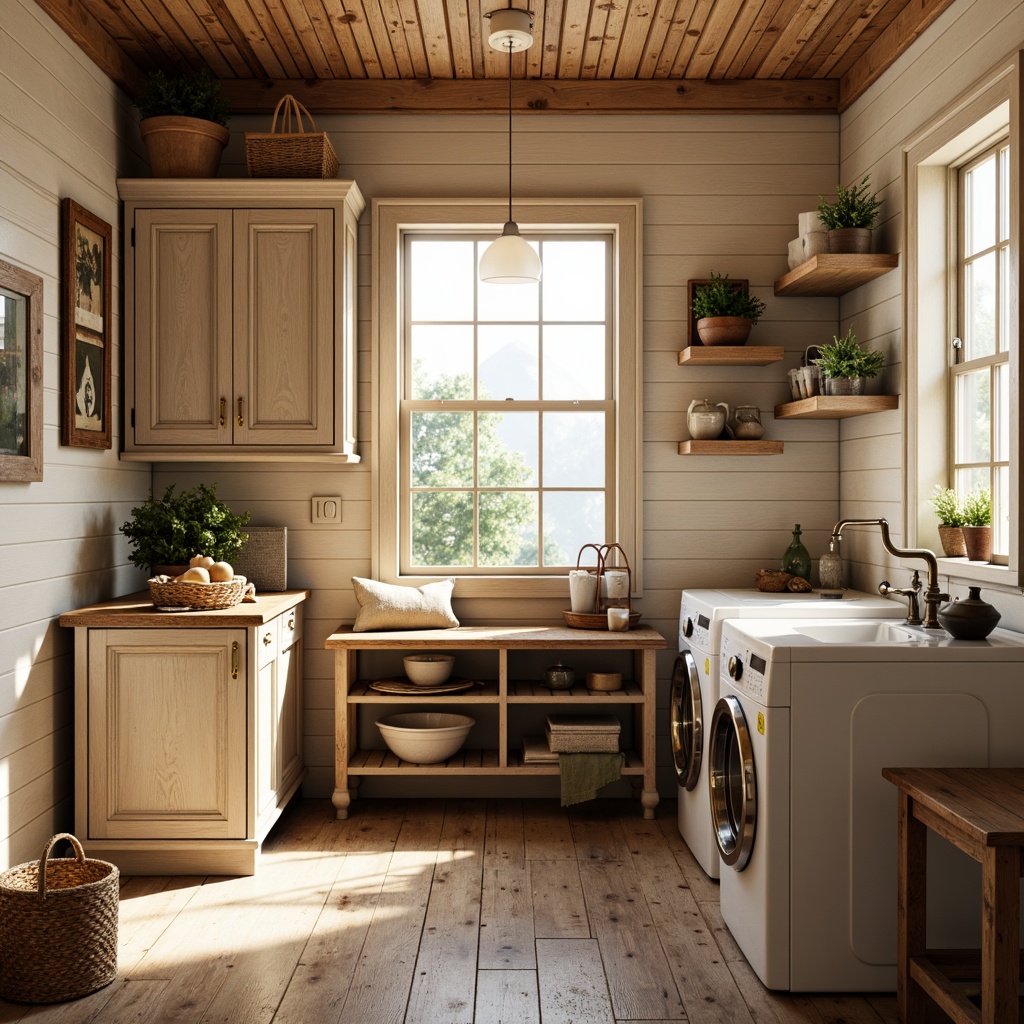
0;833;118;1004
148;575;248;610
245;94;339;179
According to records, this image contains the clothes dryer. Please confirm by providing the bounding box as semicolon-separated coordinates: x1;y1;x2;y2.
672;589;903;879
709;617;1024;991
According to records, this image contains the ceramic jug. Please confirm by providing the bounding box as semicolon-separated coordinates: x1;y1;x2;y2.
687;399;730;440
732;405;765;440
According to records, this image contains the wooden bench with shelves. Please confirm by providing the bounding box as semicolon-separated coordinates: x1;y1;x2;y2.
326;624;666;820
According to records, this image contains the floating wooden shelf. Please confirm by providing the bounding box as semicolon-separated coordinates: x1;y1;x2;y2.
774;395;899;419
774;253;899;296
678;345;784;366
678;440;784;455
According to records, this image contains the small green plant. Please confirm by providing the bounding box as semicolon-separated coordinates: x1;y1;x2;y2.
691;273;767;324
136;68;229;126
960;486;992;527
121;483;250;572
812;328;886;379
817;175;883;230
929;485;965;528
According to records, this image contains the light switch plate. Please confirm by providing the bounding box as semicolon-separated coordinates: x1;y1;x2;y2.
311;496;342;524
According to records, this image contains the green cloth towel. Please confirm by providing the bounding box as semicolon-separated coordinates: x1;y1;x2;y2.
558;752;626;806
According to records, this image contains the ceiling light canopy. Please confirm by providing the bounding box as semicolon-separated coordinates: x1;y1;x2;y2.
479;8;541;285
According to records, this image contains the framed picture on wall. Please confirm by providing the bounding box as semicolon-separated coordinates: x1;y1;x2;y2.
0;258;44;482
686;277;749;347
61;198;112;449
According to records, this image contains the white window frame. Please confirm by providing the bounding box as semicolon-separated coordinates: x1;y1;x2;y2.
371;198;643;599
904;54;1022;588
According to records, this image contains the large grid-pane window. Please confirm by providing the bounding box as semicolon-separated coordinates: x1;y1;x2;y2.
402;235;613;574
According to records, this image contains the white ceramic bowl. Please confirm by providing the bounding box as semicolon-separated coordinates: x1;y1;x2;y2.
403;654;455;687
375;712;474;763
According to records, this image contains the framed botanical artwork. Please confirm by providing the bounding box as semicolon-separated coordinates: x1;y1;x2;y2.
62;198;112;449
0;258;44;482
686;277;749;347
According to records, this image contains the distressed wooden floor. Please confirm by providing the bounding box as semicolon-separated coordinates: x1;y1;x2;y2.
0;798;906;1024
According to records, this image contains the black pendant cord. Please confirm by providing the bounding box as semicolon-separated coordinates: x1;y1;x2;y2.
506;39;513;225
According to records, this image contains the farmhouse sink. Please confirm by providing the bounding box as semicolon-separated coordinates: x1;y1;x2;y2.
792;621;919;644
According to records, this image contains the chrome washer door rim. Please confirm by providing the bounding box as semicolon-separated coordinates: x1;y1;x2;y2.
670;652;702;791
709;694;757;871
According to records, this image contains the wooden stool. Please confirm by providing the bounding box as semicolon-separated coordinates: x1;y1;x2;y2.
882;767;1024;1024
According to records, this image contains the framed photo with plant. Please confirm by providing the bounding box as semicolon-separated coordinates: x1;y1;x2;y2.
0;258;44;482
61;198;112;449
687;277;748;346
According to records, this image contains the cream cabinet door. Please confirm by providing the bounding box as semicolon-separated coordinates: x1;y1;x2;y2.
87;628;248;839
232;209;334;446
133;210;234;447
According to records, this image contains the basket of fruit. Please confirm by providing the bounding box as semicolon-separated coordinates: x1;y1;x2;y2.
148;555;249;610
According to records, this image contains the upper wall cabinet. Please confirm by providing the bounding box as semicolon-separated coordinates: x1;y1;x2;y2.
118;180;365;463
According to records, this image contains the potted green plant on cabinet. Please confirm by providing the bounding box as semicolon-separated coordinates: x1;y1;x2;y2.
817;175;883;253
136;68;230;177
812;328;885;394
960;486;993;562
691;272;767;346
929;485;966;557
121;483;250;575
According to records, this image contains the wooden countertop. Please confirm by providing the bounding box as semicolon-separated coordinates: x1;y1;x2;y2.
59;590;309;628
326;624;667;650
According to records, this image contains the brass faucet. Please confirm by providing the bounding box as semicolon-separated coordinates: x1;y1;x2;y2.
830;518;949;629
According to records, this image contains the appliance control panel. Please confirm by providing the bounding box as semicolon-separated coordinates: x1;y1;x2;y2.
720;632;767;701
680;608;712;652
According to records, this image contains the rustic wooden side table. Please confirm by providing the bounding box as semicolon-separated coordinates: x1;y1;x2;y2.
882;766;1024;1024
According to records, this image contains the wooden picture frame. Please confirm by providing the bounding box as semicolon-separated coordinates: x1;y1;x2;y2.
686;277;749;347
0;258;44;482
62;198;112;449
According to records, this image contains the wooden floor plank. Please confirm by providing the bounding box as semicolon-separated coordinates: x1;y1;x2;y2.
479;866;535;969
483;799;525;870
474;969;540;1024
728;959;826;1024
536;937;616;1024
529;859;590;939
569;802;633;863
578;858;686;1020
522;799;576;860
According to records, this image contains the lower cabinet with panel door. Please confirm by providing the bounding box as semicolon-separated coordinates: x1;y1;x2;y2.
60;590;308;875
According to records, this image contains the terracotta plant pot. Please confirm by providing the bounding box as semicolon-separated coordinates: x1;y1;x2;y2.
827;227;872;253
937;525;966;558
139;116;230;177
696;316;752;346
961;525;993;562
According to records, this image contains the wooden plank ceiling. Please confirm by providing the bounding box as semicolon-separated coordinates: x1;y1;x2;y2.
35;0;957;114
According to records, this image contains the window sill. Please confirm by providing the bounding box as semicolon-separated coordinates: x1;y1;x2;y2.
936;557;1019;592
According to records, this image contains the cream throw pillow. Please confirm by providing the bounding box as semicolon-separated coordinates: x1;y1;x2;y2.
351;576;459;631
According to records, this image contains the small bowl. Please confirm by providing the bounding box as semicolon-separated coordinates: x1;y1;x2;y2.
403;654;455;687
587;671;622;692
376;712;474;763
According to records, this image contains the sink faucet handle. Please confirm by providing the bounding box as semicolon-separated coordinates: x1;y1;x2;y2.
910;569;922;591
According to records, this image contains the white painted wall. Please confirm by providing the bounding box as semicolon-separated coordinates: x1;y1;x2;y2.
0;0;149;868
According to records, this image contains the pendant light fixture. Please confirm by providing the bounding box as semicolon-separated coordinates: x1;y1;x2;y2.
479;7;542;284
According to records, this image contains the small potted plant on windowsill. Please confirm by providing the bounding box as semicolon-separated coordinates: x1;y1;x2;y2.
691;272;767;346
960;486;993;562
136;67;231;178
812;328;886;395
929;485;966;557
817;175;883;253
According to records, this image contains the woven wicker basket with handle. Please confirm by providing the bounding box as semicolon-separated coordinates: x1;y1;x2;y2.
0;833;118;1004
245;94;339;179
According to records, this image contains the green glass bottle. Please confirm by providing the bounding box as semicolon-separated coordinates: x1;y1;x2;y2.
782;524;811;581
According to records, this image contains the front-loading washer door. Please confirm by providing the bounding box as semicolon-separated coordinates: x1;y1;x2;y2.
709;695;757;870
670;652;702;791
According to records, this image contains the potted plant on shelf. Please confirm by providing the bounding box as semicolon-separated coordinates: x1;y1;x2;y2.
812;328;885;395
817;175;883;253
121;483;250;575
929;485;967;557
136;68;230;178
960;486;993;562
691;272;767;346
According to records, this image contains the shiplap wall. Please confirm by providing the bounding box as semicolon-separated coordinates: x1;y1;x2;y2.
0;0;150;868
832;0;1024;634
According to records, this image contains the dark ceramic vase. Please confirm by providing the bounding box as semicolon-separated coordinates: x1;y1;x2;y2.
937;586;1001;640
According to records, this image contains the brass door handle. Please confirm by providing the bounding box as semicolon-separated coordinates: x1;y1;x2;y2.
263;632;273;646
236;397;244;427
219;397;226;427
231;641;239;679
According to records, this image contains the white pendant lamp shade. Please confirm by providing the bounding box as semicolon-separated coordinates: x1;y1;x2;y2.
479;221;541;283
481;8;541;284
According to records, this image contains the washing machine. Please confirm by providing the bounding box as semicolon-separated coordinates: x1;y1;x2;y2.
709;616;1024;992
672;589;904;879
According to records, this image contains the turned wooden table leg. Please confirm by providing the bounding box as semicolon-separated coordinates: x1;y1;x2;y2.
898;790;928;1024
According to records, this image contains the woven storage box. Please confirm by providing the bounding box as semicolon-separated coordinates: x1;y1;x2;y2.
246;94;339;179
0;833;118;1004
148;575;247;610
546;714;621;754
